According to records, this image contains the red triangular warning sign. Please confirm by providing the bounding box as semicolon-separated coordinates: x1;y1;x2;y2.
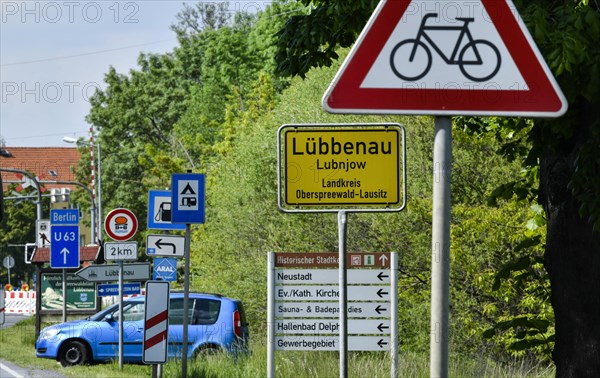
322;0;567;117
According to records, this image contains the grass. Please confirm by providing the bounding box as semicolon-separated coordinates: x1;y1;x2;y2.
0;316;555;377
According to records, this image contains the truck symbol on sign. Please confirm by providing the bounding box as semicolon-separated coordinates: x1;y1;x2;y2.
114;216;128;231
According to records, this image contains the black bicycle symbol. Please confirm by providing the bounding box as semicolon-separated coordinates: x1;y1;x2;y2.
390;13;501;82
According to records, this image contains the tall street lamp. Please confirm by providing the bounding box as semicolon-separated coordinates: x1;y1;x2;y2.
63;136;102;244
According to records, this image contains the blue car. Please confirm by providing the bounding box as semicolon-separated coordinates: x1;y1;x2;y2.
36;292;249;366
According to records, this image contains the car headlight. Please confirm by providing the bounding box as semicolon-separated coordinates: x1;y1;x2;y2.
42;327;61;339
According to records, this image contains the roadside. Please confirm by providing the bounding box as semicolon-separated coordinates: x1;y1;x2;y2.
0;314;67;378
0;358;67;378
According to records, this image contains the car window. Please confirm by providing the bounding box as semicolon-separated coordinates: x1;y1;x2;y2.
192;299;221;325
168;298;221;325
113;302;145;322
90;303;118;321
169;298;191;325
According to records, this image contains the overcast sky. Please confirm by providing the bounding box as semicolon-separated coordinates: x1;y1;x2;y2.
1;1;271;147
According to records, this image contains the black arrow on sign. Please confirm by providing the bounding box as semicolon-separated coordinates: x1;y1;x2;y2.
155;238;176;254
377;271;389;281
375;305;388;315
377;339;388;348
377;323;390;333
376;288;389;298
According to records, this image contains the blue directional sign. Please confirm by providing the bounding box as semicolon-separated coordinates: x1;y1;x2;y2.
50;209;79;225
147;190;185;230
50;225;80;269
171;174;205;224
153;258;177;282
97;283;142;297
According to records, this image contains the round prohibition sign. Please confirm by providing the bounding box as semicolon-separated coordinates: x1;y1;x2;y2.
104;208;138;241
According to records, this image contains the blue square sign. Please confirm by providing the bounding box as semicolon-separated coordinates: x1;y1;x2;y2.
171;173;205;224
50;225;80;269
147;190;186;230
153;258;177;282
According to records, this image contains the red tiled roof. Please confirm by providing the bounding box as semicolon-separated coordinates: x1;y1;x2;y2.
0;147;82;191
32;246;100;263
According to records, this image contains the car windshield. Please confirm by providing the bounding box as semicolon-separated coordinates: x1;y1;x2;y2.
88;300;141;321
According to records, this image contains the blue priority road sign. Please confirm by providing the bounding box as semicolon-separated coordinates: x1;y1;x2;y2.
171;173;205;224
50;225;80;269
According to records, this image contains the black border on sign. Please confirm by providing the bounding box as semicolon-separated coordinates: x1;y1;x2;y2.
277;123;407;213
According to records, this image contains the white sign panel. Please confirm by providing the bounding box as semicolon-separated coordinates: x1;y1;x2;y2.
146;235;185;257
276;301;390;318
104;242;138;261
275;269;390;285
275;319;390;335
275;336;390;351
275;285;389;301
75;263;151;282
143;281;170;364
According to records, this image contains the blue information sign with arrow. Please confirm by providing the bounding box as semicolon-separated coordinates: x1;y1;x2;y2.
50;209;80;269
97;282;141;297
50;224;80;269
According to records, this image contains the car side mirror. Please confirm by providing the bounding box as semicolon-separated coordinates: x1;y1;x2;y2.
104;314;115;322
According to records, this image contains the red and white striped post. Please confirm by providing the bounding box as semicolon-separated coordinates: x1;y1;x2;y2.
143;281;170;366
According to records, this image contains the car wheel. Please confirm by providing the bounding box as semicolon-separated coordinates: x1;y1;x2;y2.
59;340;89;367
194;345;221;358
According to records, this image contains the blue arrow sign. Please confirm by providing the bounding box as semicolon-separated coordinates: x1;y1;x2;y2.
50;224;80;269
97;283;142;297
153;258;177;282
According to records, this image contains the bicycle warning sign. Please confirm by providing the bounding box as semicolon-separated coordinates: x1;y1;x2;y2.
323;0;567;117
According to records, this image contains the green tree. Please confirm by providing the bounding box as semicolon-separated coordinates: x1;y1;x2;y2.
85;2;291;240
0;184;39;286
275;0;600;374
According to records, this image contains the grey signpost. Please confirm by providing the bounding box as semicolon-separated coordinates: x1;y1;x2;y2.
267;252;398;377
103;208;139;370
171;172;205;378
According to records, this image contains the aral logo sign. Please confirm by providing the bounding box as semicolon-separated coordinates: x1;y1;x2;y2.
278;124;405;212
153;258;177;282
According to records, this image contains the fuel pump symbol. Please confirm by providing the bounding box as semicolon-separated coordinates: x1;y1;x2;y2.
155;201;172;222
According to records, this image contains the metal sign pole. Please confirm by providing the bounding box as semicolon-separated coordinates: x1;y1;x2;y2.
62;269;67;322
430;116;452;378
267;252;275;378
182;223;191;378
338;211;348;378
119;260;124;370
391;252;398;378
